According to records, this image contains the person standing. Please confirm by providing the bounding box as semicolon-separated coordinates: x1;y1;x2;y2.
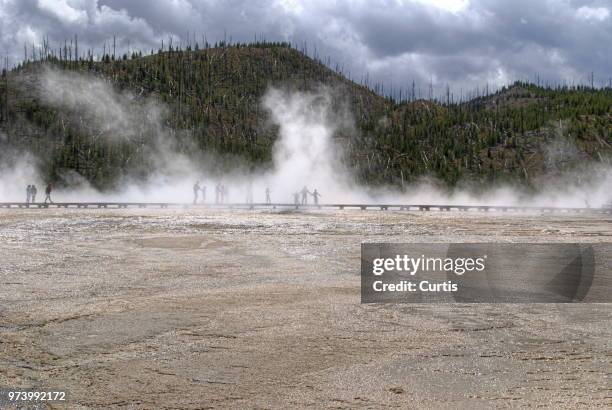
311;189;322;206
26;185;32;204
265;187;272;204
193;181;201;204
44;184;53;204
31;185;37;203
300;186;310;205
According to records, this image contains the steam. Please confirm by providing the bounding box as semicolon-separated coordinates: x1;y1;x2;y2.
36;67;207;201
0;139;41;202
0;67;611;208
261;88;366;203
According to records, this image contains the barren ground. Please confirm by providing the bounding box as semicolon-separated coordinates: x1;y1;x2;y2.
0;208;610;409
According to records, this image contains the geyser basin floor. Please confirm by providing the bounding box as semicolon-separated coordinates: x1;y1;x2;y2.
0;209;610;409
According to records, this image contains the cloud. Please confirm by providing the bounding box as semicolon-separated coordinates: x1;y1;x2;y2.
37;0;89;26
1;0;610;95
577;5;610;21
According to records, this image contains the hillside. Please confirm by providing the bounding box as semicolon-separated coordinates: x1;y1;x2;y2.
0;42;610;190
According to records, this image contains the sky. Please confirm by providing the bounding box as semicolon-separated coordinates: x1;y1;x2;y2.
1;0;610;96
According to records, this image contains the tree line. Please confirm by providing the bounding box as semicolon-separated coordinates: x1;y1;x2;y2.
0;41;610;190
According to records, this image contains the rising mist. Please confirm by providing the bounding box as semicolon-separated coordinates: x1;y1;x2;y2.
0;67;611;208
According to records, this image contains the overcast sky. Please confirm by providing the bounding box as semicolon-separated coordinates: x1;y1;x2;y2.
1;0;610;96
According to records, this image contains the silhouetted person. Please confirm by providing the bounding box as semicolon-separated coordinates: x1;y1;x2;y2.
26;185;32;204
44;184;53;204
293;192;300;205
200;185;207;203
311;189;322;205
265;187;271;204
31;185;37;203
219;183;227;204
301;186;310;205
215;183;221;204
193;181;201;204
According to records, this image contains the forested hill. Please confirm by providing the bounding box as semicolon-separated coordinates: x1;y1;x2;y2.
0;42;610;190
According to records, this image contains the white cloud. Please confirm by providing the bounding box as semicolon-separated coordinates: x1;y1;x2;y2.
37;0;89;25
576;6;610;22
275;0;304;14
410;0;470;14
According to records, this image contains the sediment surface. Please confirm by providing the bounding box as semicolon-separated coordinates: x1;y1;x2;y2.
0;209;610;408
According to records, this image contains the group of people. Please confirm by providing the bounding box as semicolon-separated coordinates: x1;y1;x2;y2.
294;186;322;205
192;181;233;204
25;180;322;207
192;181;321;206
193;180;274;205
26;184;53;204
26;185;38;203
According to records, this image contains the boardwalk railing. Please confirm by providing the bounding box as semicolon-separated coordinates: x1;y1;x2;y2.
0;202;611;214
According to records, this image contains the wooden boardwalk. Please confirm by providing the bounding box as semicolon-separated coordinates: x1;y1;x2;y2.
0;202;611;214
